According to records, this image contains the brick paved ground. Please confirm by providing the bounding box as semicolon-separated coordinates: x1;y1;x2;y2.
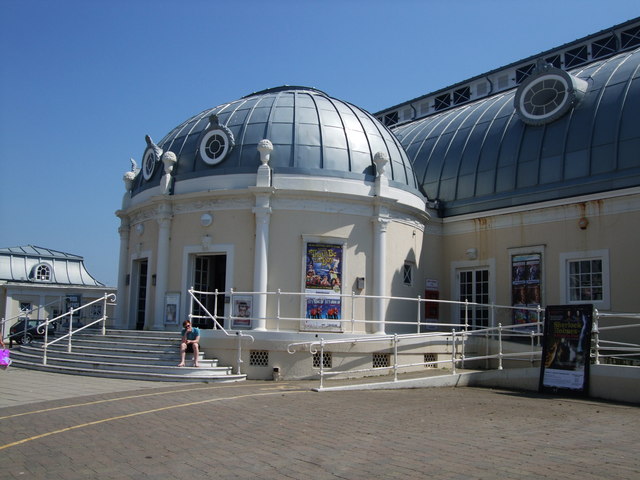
0;371;638;479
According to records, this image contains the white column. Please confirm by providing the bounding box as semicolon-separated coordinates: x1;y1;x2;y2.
153;204;172;330
372;151;390;335
115;217;130;329
251;139;274;331
252;205;271;330
373;217;389;334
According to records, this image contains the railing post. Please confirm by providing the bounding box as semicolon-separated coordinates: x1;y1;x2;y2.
461;330;466;369
498;323;503;370
67;308;74;353
451;329;457;375
536;305;543;346
464;299;469;331
102;293;108;336
416;295;422;333
485;325;490;370
393;333;398;382
351;292;355;333
213;289;219;329
593;308;600;365
276;289;281;332
188;286;194;325
236;332;243;375
42;317;49;366
319;338;325;390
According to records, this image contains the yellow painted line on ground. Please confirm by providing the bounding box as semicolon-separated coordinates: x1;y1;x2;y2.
0;389;308;451
0;382;297;421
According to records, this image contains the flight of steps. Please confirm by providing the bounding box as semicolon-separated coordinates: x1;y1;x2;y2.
8;329;246;383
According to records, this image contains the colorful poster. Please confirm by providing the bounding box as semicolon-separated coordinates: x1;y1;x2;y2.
305;243;342;293
303;295;342;331
539;304;593;395
303;243;343;331
512;254;541;325
232;296;252;329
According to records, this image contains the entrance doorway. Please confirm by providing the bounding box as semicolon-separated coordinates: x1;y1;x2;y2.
458;268;489;328
134;259;148;330
192;254;226;329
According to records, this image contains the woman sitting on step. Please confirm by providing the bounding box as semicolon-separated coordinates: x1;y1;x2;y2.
178;320;200;367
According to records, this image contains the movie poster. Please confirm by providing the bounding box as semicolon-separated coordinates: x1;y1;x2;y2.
231;296;252;329
303;243;343;331
512;254;541;325
539;304;593;395
302;295;342;331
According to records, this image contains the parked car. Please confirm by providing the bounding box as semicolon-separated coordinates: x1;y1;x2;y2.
8;319;56;346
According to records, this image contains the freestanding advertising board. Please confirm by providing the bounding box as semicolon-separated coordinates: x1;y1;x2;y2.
539;304;593;395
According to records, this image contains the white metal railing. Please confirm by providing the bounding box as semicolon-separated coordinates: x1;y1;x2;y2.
40;293;116;366
592;310;640;365
188;287;254;375
188;287;543;335
1;297;67;343
287;322;544;389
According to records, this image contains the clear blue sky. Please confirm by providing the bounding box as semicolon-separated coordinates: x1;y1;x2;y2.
1;0;638;286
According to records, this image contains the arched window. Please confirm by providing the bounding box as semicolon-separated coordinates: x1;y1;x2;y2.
34;264;51;281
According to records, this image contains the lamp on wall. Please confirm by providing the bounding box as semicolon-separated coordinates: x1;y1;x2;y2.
465;248;478;260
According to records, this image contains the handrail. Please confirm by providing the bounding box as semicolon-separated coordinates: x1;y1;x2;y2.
40;293;116;366
189;287;542;335
287;323;545;389
188;287;254;375
1;297;67;341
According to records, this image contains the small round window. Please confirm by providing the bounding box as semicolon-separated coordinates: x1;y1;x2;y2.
142;148;156;180
521;77;567;117
200;128;232;165
515;67;588;126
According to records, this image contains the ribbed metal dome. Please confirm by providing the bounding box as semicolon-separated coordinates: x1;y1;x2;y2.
131;86;420;196
393;47;640;217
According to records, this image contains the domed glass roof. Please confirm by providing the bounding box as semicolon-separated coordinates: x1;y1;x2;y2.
131;86;421;197
393;47;640;217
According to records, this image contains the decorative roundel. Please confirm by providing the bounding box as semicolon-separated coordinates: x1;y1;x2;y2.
198;114;235;165
142;148;157;180
515;67;588;126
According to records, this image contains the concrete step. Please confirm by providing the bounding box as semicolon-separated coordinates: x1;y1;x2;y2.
12;350;230;375
9;358;246;383
10;328;246;383
17;345;219;367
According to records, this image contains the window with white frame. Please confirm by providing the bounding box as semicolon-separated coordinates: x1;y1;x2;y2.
35;264;51;281
568;259;603;302
560;250;610;309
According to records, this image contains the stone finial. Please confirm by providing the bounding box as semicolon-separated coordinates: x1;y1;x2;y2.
257;139;274;165
162;151;177;174
145;134;163;156
123;171;137;191
374;151;389;176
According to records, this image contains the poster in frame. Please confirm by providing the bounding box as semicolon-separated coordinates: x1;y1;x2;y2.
511;253;542;327
164;293;180;325
232;295;252;329
539;304;593;395
302;242;344;332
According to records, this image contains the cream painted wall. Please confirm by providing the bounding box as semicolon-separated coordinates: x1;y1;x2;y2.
438;192;640;336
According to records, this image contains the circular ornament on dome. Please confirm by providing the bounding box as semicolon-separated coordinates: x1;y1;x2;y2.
142;148;156;180
198;114;235;165
514;67;588;126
